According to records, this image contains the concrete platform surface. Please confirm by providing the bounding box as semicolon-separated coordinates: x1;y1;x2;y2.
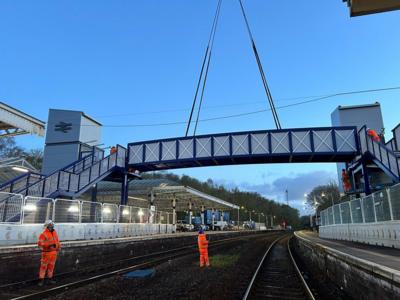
296;230;400;272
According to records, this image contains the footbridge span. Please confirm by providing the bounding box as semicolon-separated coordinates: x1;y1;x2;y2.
1;124;400;213
128;127;359;171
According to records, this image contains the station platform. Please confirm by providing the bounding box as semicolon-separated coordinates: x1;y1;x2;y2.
296;230;400;272
294;230;400;299
295;230;400;287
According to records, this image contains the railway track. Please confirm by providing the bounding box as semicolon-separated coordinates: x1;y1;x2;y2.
243;234;315;300
0;232;281;300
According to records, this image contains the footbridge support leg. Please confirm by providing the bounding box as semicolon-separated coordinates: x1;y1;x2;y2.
362;162;372;195
120;174;129;205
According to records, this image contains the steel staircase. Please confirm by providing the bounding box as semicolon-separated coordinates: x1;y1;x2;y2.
1;145;127;199
358;126;400;182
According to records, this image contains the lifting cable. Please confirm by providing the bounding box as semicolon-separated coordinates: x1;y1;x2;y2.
185;0;222;137
238;0;282;129
193;1;222;136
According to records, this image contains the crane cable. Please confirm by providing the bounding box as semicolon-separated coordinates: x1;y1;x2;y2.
193;0;222;136
185;0;222;137
238;0;282;129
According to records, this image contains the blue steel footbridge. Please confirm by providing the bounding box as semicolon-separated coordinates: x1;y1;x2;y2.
1;125;400;216
127;126;359;171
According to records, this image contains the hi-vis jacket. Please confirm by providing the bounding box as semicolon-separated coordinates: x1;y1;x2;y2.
38;228;61;252
198;233;209;250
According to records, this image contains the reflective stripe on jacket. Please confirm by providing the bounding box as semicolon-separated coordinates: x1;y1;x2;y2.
198;233;208;250
38;228;61;252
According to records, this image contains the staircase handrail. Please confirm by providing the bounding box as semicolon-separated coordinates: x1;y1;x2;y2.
0;171;44;191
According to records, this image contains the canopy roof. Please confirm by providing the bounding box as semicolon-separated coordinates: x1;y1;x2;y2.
0;157;38;185
96;179;239;211
0;102;45;137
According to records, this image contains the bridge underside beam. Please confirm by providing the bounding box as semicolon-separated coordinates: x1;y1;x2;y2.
129;153;357;172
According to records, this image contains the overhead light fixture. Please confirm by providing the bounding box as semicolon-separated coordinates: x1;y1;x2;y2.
68;205;79;213
12;166;29;173
122;209;130;216
24;203;37;212
138;210;144;216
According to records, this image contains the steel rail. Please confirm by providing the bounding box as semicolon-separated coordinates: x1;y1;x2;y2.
242;234;315;300
4;232;277;300
287;236;315;300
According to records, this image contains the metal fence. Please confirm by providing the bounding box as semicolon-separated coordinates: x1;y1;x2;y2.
0;194;173;225
320;183;400;226
0;192;24;223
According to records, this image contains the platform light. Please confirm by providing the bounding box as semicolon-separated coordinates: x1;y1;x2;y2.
102;207;112;214
122;209;130;216
12;166;29;173
24;203;37;212
137;209;144;217
68;205;79;213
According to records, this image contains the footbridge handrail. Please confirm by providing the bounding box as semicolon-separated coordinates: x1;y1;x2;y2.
358;125;400;181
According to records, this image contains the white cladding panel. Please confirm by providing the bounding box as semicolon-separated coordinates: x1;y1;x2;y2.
178;139;194;159
232;134;249;155
42;144;80;175
144;143;160;162
129;144;143;164
161;141;176;161
270;132;290;153
313;130;334;152
45;109;81;144
195;138;212;158
250;133;269;154
291;131;312;153
213;136;230;157
79;115;101;146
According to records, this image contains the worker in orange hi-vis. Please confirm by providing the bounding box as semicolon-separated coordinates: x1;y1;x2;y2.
341;169;352;192
37;220;61;286
198;229;210;267
110;146;117;154
367;128;381;142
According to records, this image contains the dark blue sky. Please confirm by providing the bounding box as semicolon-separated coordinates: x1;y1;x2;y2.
1;1;399;212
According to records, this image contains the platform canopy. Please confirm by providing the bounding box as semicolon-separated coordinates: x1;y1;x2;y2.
0;102;45;137
0;157;38;185
343;0;400;17
96;179;239;211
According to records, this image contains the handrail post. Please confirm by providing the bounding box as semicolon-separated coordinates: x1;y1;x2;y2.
360;198;366;223
79;201;83;223
349;201;353;224
52;199;56;221
372;194;378;222
387;188;394;221
20;195;25;224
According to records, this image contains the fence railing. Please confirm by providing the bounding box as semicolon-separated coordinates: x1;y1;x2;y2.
320;183;400;226
0;194;173;225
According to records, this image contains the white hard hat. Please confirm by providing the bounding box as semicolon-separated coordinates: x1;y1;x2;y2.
44;220;54;227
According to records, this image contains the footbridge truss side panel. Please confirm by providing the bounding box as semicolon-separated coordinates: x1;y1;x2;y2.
128;127;359;171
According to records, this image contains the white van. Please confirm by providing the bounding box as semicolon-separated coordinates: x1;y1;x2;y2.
213;221;228;231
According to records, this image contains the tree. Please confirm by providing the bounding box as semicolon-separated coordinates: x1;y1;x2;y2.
0;137;24;158
24;149;43;170
0;137;44;170
305;182;340;211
